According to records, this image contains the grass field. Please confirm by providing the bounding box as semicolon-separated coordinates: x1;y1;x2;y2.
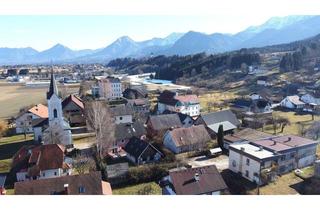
262;110;320;136
112;182;161;195
199;90;238;113
0;82;79;120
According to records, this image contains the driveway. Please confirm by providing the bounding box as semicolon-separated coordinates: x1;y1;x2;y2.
186;154;229;171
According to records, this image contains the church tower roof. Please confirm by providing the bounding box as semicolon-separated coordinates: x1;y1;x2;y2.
47;70;58;99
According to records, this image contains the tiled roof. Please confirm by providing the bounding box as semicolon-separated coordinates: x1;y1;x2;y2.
287;95;305;105
224;128;275;143
148;114;182;131
14;172;112;195
28;104;48;118
168;125;210;147
169;165;228;195
62;94;84;110
124;137;161;159
12;144;68;176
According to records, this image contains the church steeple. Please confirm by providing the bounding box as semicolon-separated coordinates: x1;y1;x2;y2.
47;69;58;99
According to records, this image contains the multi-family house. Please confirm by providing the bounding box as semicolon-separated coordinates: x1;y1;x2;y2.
98;77;122;100
157;90;200;117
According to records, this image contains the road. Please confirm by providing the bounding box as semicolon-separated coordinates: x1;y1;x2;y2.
186;154;229;171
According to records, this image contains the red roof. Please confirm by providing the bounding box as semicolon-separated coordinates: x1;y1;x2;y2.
28;104;48;118
62;94;84;110
12;144;68;176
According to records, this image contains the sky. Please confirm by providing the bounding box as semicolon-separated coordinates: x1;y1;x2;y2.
0;0;320;51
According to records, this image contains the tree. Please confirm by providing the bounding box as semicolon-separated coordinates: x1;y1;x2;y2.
73;154;96;175
271;115;290;134
85;100;116;159
43;123;67;144
306;121;320;140
0;120;7;138
137;184;156;195
217;124;224;151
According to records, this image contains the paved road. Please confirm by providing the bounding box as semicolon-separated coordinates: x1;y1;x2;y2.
187;155;229;171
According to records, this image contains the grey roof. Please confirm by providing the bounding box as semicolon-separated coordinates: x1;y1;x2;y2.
200;110;240;127
115;120;146;140
110;104;133;116
47;70;58;99
148;114;183;131
124;137;161;160
207;121;237;133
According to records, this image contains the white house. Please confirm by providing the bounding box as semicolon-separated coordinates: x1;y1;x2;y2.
98;77;122;100
229;143;277;184
15;104;48;134
12;144;72;182
280;95;305;109
157;90;200;117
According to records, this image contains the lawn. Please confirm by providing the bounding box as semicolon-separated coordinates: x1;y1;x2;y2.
0;82;79;120
112;182;161;195
0;158;12;173
262;110;320;136
199;90;238;113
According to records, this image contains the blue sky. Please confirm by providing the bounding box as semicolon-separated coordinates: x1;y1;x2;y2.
0;15;276;51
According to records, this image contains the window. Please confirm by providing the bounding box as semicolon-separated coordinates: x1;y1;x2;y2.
245;170;249;177
246;159;250;166
53;109;58;118
42;172;45;177
232;160;237;167
54;172;57;176
79;186;85;194
119;116;123;120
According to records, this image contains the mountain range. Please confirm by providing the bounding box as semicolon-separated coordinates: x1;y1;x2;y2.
1;15;320;65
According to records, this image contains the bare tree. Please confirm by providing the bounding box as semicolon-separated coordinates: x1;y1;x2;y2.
73;154;96;175
42;123;67;144
306;121;320;140
85;100;116;159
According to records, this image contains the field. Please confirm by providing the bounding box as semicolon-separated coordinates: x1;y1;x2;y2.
112;182;161;195
198;90;238;113
0;81;79;120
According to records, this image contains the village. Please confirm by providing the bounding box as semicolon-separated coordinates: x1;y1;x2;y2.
1;62;320;195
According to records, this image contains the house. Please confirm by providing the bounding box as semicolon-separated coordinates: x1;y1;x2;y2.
229;143;278;184
110;104;133;124
62;94;85;126
146;114;183;137
0;174;6;195
14;171;112;195
123;86;148;99
12;144;72;182
124;137;162;165
160;165;228;195
301;93;320;106
115;120;147;147
15;104;48;134
256;76;270;86
195;109;240;137
230;98;272;114
163;125;211;154
251;135;318;174
162;110;194;128
280;95;305;109
127;98;150;115
157;90;200;117
224;128;275;150
98;77;122;100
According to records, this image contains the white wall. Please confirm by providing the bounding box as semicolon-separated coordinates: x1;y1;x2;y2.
15;113;39;134
115;115;132;124
16;168;72;182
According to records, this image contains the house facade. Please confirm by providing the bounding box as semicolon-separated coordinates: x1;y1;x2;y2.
62;94;85;126
98;77;122;100
110;104;133;124
15;104;48;134
280;95;305;109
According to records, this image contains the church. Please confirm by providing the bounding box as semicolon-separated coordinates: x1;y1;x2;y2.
41;71;73;146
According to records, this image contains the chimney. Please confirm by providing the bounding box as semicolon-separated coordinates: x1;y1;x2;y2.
272;140;277;146
286;137;292;142
194;173;200;181
259;146;263;151
240;147;245;151
64;184;69;195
